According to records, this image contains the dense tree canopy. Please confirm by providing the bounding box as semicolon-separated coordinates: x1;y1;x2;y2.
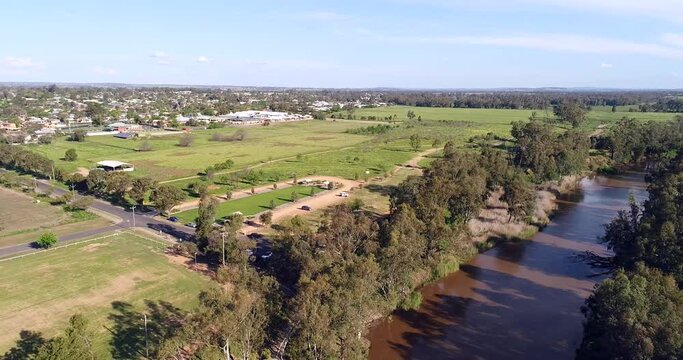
577;266;683;360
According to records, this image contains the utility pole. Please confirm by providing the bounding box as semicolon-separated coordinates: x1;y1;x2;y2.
222;339;230;360
143;314;149;359
131;205;136;228
221;232;226;266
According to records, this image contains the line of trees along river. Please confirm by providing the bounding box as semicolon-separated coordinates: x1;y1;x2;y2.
3;116;681;359
369;117;683;359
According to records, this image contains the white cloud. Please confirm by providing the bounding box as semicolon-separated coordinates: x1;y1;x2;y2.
520;0;683;23
601;62;613;68
2;56;39;68
359;30;683;60
93;67;119;76
662;33;683;48
395;0;683;23
195;56;210;63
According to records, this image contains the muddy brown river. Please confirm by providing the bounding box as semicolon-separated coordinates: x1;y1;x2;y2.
368;173;647;360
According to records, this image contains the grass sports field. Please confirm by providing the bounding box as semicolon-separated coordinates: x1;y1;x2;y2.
0;232;209;357
174;185;324;223
0;187;111;249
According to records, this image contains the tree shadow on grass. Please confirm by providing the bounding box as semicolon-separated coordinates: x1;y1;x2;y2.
2;330;47;360
365;183;399;197
106;300;186;360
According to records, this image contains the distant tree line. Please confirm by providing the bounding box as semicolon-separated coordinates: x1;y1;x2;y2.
0;144;63;180
381;91;683;110
345;124;397;135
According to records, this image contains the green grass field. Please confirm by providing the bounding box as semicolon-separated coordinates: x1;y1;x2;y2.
0;187;112;249
0;232;210;358
26;121;373;181
347;105;678;123
21;107;680;198
174;185;324;223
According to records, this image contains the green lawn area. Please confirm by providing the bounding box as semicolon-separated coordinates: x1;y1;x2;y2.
174;185;324;223
164;142;419;199
24;120;373;181
0;232;210;358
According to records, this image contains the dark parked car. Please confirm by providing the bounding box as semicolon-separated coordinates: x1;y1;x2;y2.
301;205;312;211
168;216;179;222
185;222;197;228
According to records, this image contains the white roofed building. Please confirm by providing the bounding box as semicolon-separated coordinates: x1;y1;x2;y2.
96;160;134;172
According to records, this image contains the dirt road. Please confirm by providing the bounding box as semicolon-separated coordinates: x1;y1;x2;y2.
240;176;360;233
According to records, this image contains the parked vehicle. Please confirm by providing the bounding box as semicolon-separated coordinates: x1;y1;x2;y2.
185;222;197;228
301;205;312;211
339;191;349;197
260;251;272;259
168;216;179;222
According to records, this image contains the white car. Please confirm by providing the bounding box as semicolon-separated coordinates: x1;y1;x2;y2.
339;191;349;197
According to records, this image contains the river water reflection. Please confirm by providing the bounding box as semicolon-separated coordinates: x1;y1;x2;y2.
368;173;647;360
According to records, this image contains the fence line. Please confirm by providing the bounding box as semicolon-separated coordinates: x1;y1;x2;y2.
126;230;175;248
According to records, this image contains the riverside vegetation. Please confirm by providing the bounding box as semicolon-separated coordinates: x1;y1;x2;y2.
2;107;682;358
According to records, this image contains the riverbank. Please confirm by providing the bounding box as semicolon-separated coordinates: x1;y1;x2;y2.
367;172;647;359
362;173;586;345
470;174;583;250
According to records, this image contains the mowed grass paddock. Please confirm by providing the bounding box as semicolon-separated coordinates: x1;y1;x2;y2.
0;233;210;357
174;185;324;223
26;120;374;181
0;188;111;249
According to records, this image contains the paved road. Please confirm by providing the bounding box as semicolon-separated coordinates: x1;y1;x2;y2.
0;173;196;258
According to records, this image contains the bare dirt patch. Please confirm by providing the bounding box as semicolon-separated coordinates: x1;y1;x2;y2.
81;242;109;253
165;252;213;278
76;167;90;177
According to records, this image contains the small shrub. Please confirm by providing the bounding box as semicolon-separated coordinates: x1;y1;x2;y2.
68;196;94;211
36;232;57;248
138;140;153;152
178;134;193;147
433;255;460;279
68;130;87;142
399;291;423;311
64;148;78;161
260;211;273;225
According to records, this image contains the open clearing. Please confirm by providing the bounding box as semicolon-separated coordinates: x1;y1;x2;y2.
21;107;680;201
26;120;373;181
345;105;679;127
174;185;324;223
0;232;210;357
0;188;111;248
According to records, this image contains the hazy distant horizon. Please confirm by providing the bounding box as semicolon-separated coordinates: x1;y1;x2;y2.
1;81;682;92
2;1;682;89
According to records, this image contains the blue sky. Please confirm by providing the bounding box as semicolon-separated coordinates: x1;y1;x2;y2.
1;0;683;88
